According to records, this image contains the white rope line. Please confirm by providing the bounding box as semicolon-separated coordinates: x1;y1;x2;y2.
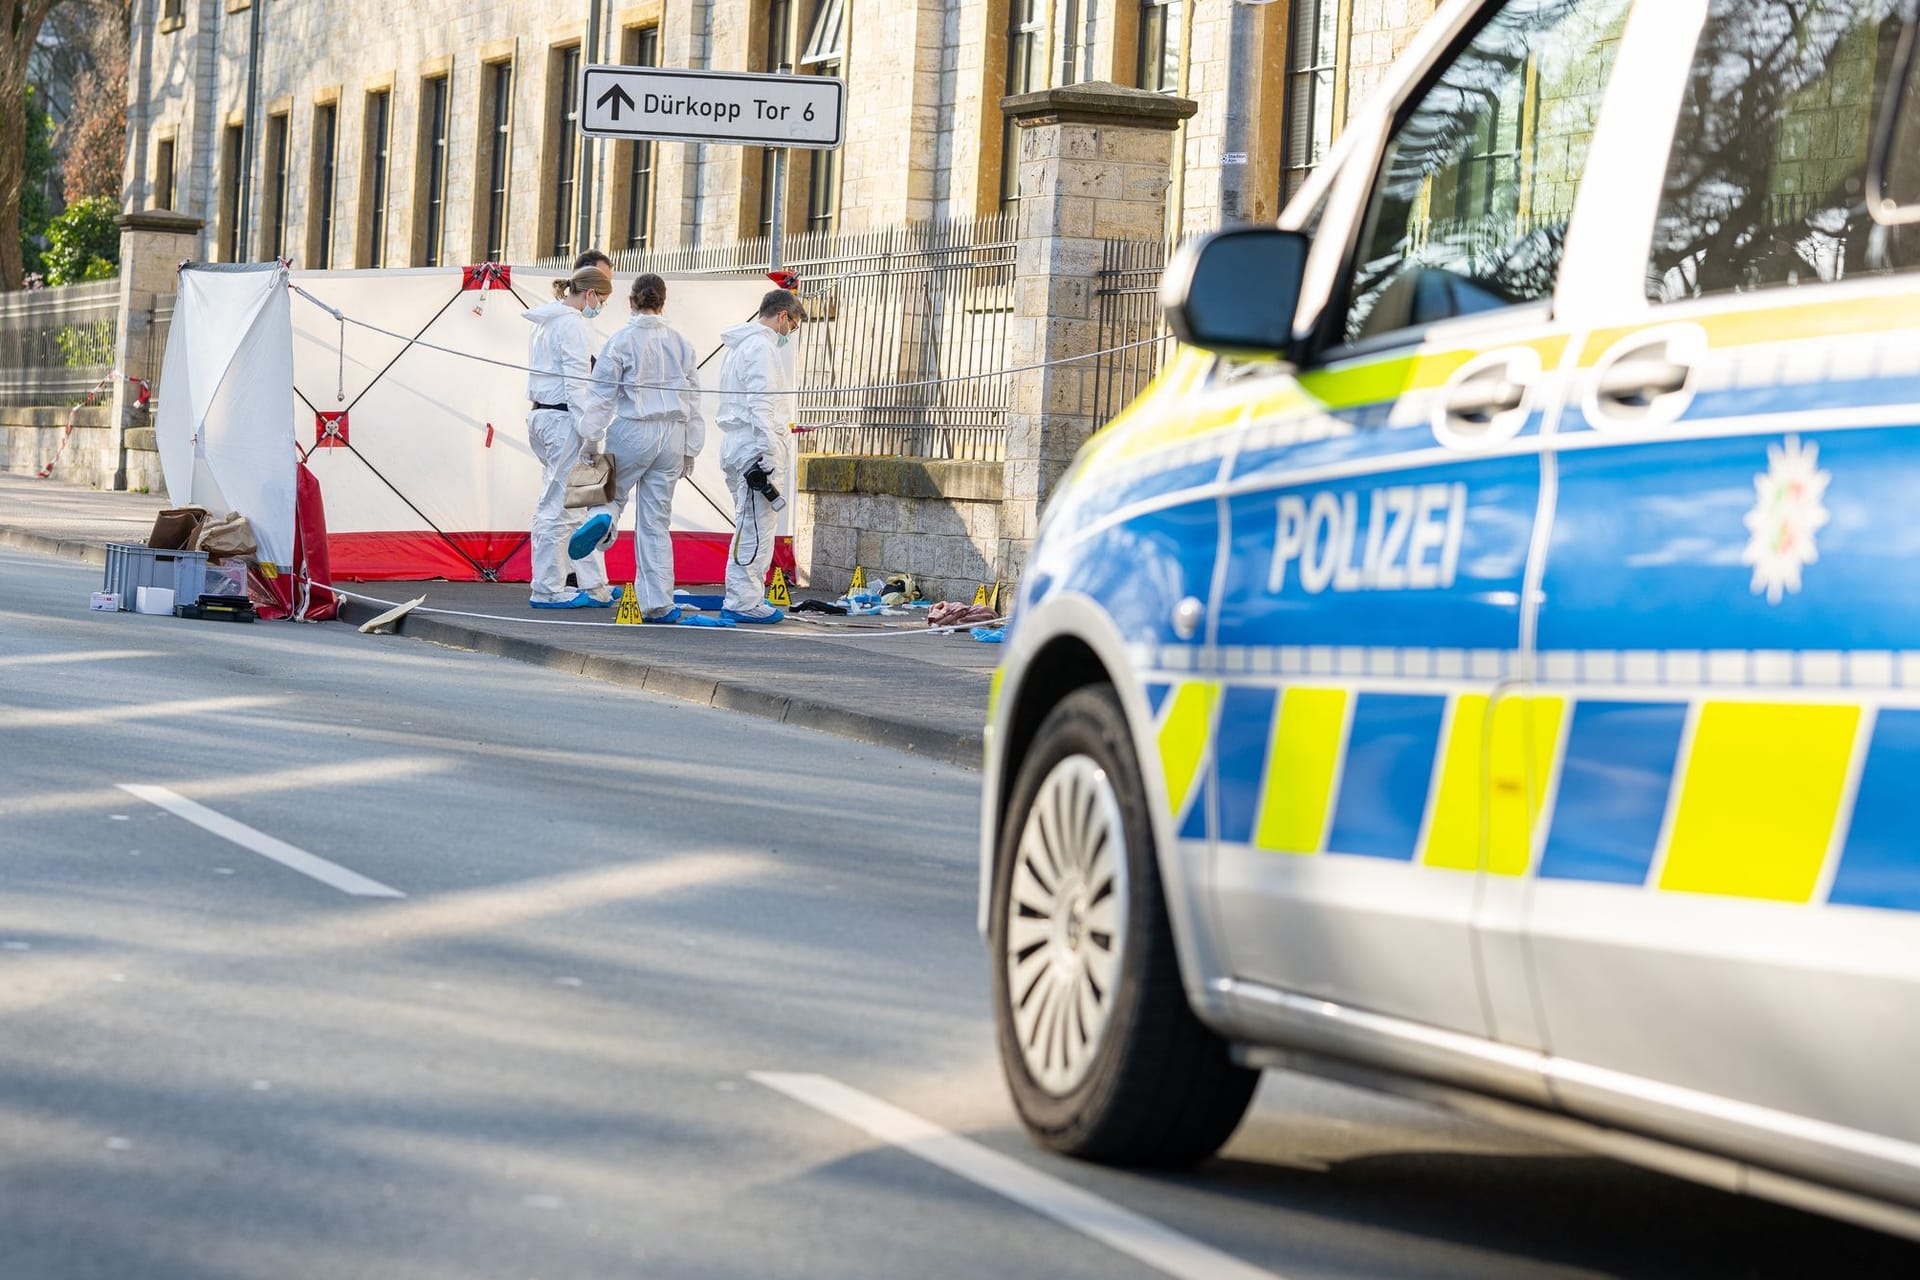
321;582;1005;639
290;283;1172;398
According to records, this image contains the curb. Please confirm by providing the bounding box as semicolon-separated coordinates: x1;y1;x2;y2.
361;603;984;770
4;523;983;770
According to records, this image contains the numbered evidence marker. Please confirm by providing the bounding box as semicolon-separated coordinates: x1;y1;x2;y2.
766;567;793;608
850;566;867;590
615;585;644;625
973;583;990;606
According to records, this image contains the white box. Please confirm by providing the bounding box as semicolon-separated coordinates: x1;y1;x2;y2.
89;591;121;611
135;586;176;615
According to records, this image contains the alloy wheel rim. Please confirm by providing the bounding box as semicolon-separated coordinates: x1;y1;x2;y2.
1004;754;1129;1096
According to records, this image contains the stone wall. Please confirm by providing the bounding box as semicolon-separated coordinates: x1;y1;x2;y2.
0;408;124;490
796;457;1002;603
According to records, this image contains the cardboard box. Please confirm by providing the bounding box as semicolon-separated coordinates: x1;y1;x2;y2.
90;591;121;611
134;586;176;615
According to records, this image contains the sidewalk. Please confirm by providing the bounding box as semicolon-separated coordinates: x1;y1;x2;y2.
0;473;996;768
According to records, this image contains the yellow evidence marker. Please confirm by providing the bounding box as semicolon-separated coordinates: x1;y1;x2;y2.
614;585;644;625
766;567;793;608
850;565;866;590
973;583;990;606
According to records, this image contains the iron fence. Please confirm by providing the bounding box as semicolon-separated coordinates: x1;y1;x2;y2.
602;214;1016;461
0;279;120;407
1092;238;1172;425
144;293;175;414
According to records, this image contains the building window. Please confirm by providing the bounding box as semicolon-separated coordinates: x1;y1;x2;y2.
758;0;795;238
1055;0;1084;87
478;61;513;262
361;89;392;267
1137;0;1181;94
1282;0;1340;202
621;27;658;251
1001;0;1046;208
154;138;176;211
417;74;451;266
801;0;845;235
309;103;337;269
161;0;182;25
262;112;290;260
219;122;244;261
549;44;582;260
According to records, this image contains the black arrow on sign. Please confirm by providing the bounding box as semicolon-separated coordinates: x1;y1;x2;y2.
596;84;636;121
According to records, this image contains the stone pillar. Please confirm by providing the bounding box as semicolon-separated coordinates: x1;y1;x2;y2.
109;209;204;490
996;82;1194;582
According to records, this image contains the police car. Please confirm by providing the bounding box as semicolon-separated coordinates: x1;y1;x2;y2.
981;0;1920;1239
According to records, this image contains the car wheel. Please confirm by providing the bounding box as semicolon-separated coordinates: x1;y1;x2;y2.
991;684;1259;1166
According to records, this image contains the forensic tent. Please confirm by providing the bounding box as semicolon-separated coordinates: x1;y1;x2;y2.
282;263;793;583
155;263;298;569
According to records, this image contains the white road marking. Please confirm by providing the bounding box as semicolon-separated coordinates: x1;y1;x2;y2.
118;783;404;898
0;695;283;729
0;649;164;668
751;1073;1282;1280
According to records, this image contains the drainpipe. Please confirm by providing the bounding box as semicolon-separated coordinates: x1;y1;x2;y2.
236;0;264;257
1220;0;1269;225
1168;0;1198;237
689;0;712;247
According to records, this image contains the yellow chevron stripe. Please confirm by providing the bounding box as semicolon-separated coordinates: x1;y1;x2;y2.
1253;686;1349;855
1158;680;1220;823
1660;701;1859;903
1425;694;1564;875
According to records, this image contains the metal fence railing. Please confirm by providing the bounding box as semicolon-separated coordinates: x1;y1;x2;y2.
144;293;175;414
604;215;1016;461
0;279;121;407
1092;238;1171;426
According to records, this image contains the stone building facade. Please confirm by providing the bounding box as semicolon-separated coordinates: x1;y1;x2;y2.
123;0;1442;268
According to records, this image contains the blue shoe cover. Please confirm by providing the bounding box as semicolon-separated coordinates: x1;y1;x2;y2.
568;513;613;560
720;606;785;625
529;593;595;610
677;613;734;627
644;606;684;624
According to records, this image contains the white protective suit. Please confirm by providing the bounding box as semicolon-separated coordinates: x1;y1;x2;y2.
523;299;612;604
714;319;790;614
576;313;705;616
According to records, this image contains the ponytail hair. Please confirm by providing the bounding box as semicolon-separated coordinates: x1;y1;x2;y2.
631;273;667;312
551;278;570;300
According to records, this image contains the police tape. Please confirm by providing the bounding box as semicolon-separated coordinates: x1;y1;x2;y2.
320;581;1005;639
289;283;1172;398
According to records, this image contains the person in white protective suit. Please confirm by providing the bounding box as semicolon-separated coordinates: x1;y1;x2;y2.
714;288;805;623
572;273;705;623
523;262;617;609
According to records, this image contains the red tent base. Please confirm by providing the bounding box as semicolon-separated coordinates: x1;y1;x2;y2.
325;530;797;586
253;462;340;620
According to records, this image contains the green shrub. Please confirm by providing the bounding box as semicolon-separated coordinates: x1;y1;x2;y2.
42;196;120;286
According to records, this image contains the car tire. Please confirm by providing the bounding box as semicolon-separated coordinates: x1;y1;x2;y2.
990;684;1259;1166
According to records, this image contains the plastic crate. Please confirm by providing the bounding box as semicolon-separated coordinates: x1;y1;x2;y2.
103;543;209;613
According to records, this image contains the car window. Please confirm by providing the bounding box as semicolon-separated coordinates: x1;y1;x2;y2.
1649;0;1920;302
1343;0;1632;345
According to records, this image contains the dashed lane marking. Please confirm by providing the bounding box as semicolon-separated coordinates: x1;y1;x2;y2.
118;783;404;899
751;1072;1282;1280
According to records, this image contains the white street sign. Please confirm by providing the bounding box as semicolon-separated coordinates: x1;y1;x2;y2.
580;66;845;149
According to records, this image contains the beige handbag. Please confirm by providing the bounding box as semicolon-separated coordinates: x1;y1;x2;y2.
193;511;259;562
564;452;616;508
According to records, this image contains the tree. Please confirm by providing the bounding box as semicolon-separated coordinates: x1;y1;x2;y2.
19;81;51;279
57;0;126;204
3;0;66;291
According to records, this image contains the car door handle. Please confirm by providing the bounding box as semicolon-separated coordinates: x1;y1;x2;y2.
1441;367;1529;425
1595;352;1693;407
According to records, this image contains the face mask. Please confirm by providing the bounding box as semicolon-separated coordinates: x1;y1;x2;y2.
583;303;603;320
776;333;789;348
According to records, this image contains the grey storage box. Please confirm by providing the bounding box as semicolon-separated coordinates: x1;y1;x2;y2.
103;543;209;613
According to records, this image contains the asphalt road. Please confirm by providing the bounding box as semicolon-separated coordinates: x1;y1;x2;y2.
2;545;1915;1280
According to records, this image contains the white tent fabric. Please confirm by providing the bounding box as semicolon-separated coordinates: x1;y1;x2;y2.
155;264;298;566
284;265;784;583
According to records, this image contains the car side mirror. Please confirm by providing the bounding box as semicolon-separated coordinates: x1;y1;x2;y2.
1159;227;1310;356
1869;19;1920;224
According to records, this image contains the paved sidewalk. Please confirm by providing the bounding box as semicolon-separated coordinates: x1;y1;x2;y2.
0;472;997;767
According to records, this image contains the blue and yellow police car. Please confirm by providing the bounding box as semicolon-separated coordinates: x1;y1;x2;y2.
981;0;1920;1238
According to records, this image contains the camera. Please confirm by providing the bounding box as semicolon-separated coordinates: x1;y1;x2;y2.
744;458;786;511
